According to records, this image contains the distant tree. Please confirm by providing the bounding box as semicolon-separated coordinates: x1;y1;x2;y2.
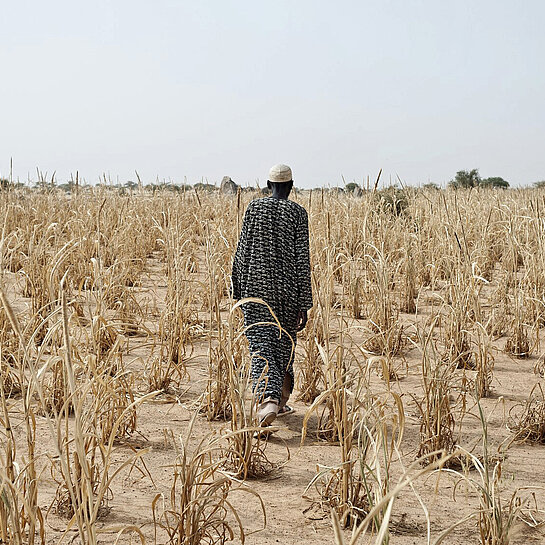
534;180;545;189
480;177;509;188
162;183;186;192
344;182;359;193
0;178;10;189
422;182;440;190
376;187;409;216
151;182;175;192
448;169;481;189
58;181;75;193
194;182;217;192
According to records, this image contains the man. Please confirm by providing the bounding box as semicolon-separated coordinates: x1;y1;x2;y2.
231;164;313;428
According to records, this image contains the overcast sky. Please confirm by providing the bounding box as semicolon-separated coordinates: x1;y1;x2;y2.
1;1;544;188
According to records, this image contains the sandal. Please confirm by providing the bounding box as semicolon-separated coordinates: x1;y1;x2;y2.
277;404;295;417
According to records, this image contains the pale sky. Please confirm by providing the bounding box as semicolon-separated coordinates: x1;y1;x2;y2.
1;1;544;188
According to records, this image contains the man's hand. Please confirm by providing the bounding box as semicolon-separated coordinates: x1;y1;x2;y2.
296;310;308;332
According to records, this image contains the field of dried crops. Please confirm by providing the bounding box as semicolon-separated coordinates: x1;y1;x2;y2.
2;185;545;545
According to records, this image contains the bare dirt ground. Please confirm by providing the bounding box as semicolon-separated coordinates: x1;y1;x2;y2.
5;254;545;545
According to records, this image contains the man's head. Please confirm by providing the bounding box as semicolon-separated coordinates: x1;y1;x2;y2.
267;164;293;195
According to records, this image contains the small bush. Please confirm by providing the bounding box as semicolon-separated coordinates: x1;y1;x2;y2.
375;186;409;216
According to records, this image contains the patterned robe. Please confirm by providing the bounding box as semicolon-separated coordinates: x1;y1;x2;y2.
232;197;313;403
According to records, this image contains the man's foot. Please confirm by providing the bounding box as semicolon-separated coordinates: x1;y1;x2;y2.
279;373;293;415
277;404;295;417
257;400;279;426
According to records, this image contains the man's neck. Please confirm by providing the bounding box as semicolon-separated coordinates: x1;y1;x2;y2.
271;189;290;200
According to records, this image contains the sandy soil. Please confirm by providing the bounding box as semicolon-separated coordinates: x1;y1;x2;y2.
4;255;545;545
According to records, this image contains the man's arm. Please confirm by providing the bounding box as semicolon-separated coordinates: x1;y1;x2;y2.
231;205;251;300
296;309;308;332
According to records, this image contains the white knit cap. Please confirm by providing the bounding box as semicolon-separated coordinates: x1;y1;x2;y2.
268;164;292;183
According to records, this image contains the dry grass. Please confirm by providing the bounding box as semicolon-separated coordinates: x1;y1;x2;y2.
1;184;545;544
152;413;265;545
508;383;545;444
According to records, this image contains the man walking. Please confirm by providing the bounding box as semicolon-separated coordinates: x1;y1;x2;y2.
231;164;313;428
